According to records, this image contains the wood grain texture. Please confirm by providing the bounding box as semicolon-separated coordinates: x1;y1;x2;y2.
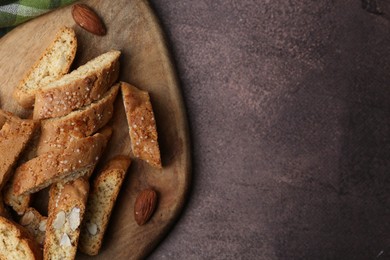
0;0;191;259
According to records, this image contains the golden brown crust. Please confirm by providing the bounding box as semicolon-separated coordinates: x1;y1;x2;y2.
0;110;39;190
3;183;31;215
13;27;77;108
121;82;162;168
12;129;112;196
79;155;131;255
33;51;120;120
36;84;119;156
44;178;89;260
0;216;42;259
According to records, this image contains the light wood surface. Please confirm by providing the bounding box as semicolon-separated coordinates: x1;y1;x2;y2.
0;0;191;259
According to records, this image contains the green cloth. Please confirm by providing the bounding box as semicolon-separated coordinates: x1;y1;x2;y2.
0;0;75;35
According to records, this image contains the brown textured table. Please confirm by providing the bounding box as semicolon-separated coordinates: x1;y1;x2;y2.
148;0;390;259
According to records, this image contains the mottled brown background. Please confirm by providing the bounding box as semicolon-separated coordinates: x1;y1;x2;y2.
147;0;390;259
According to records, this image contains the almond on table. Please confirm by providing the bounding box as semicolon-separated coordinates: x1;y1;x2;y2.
134;188;158;226
72;4;107;36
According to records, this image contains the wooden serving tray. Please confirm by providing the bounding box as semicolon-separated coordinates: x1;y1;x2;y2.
0;0;190;259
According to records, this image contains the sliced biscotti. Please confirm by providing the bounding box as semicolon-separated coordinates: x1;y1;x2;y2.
79;155;131;255
121;82;162;168
37;84;119;155
13;27;77;108
3;183;31;215
44;178;89;260
0;110;39;189
12;127;112;196
0;216;42;259
19;208;47;245
2;125;41;216
33;50;120;119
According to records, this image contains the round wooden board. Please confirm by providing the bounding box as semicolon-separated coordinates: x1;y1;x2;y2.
0;0;190;259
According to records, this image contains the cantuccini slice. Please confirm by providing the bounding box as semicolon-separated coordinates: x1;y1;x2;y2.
79;155;131;255
36;83;119;155
33;50;120;119
0;216;42;259
44;178;89;260
12;127;112;196
13;27;77;108
0;110;39;190
2;126;41;216
19;208;47;245
3;183;31;215
121;82;162;168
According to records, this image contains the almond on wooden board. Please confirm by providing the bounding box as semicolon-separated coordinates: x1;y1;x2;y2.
71;4;106;36
134;188;157;226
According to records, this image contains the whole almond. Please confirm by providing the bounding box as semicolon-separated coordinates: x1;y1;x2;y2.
72;4;106;36
134;188;157;226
